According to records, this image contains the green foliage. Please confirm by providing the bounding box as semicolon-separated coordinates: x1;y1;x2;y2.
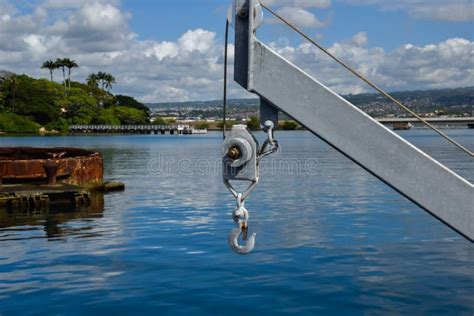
153;117;168;125
95;108;120;125
246;116;260;131
0;91;5;109
3;75;61;124
196;122;209;129
282;121;298;130
217;120;235;129
0;72;152;133
0;112;40;133
88;71;116;92
46;117;69;132
61;88;98;125
114;106;148;125
116;95;150;116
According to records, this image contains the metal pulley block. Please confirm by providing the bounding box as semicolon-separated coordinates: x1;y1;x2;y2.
222;124;259;183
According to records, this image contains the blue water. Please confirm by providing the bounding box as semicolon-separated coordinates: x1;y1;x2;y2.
0;130;473;315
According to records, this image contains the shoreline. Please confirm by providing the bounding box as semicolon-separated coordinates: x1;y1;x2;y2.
1;126;473;137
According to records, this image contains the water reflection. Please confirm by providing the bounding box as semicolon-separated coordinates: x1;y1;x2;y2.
0;193;104;240
0;131;472;315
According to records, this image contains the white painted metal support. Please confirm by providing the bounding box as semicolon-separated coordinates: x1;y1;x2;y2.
234;0;474;241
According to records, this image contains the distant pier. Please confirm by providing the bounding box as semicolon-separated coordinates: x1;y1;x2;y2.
69;124;207;134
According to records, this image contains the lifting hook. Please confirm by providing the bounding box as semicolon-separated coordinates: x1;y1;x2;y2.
228;225;256;255
228;193;256;255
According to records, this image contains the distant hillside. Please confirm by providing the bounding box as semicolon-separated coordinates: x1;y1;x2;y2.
147;86;474;116
147;98;258;109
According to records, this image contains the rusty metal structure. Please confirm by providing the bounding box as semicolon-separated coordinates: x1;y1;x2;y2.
0;147;103;186
0;147;114;214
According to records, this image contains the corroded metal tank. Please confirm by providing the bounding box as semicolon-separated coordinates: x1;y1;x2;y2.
0;147;103;186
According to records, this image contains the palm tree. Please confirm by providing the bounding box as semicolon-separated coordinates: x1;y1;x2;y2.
62;58;78;90
97;71;107;90
86;73;99;88
55;58;67;90
86;72;116;92
104;73;116;92
41;60;56;82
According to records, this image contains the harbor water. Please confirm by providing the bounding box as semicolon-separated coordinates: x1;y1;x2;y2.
0;130;473;315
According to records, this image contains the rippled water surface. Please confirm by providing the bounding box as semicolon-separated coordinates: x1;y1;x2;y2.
0;130;473;315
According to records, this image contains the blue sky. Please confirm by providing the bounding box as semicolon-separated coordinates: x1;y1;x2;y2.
122;0;473;49
0;0;472;101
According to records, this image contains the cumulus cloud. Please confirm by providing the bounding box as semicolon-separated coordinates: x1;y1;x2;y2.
0;0;472;102
269;36;474;94
351;32;368;46
264;0;331;29
264;0;331;9
345;0;474;22
275;6;326;28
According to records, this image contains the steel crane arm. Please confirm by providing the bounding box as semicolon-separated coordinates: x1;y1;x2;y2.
233;0;474;242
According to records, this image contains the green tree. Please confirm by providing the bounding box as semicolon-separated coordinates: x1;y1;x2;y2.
87;73;99;88
114;106;148;124
9;75;17;113
196;122;209;129
41;60;57;82
62;58;79;90
282;120;298;130
217;120;235;129
104;73;116;92
95;108;120;125
0;91;4;110
116;94;150;117
153;117;167;125
0;112;40;133
97;71;107;90
55;58;67;90
6;75;60;124
61;88;98;124
247;116;260;131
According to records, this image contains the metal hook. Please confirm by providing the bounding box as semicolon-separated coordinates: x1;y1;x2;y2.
228;224;256;255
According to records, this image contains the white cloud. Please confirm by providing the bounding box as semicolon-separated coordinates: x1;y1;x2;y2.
265;0;331;9
0;0;472;103
344;0;474;22
351;32;368;46
275;6;325;28
270;36;474;94
264;0;331;29
178;29;216;53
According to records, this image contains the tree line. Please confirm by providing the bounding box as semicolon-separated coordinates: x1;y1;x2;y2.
41;59;116;93
1;67;148;133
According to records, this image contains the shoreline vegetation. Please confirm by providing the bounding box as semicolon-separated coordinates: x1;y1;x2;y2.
0;59;150;135
1;62;471;135
0;62;302;134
